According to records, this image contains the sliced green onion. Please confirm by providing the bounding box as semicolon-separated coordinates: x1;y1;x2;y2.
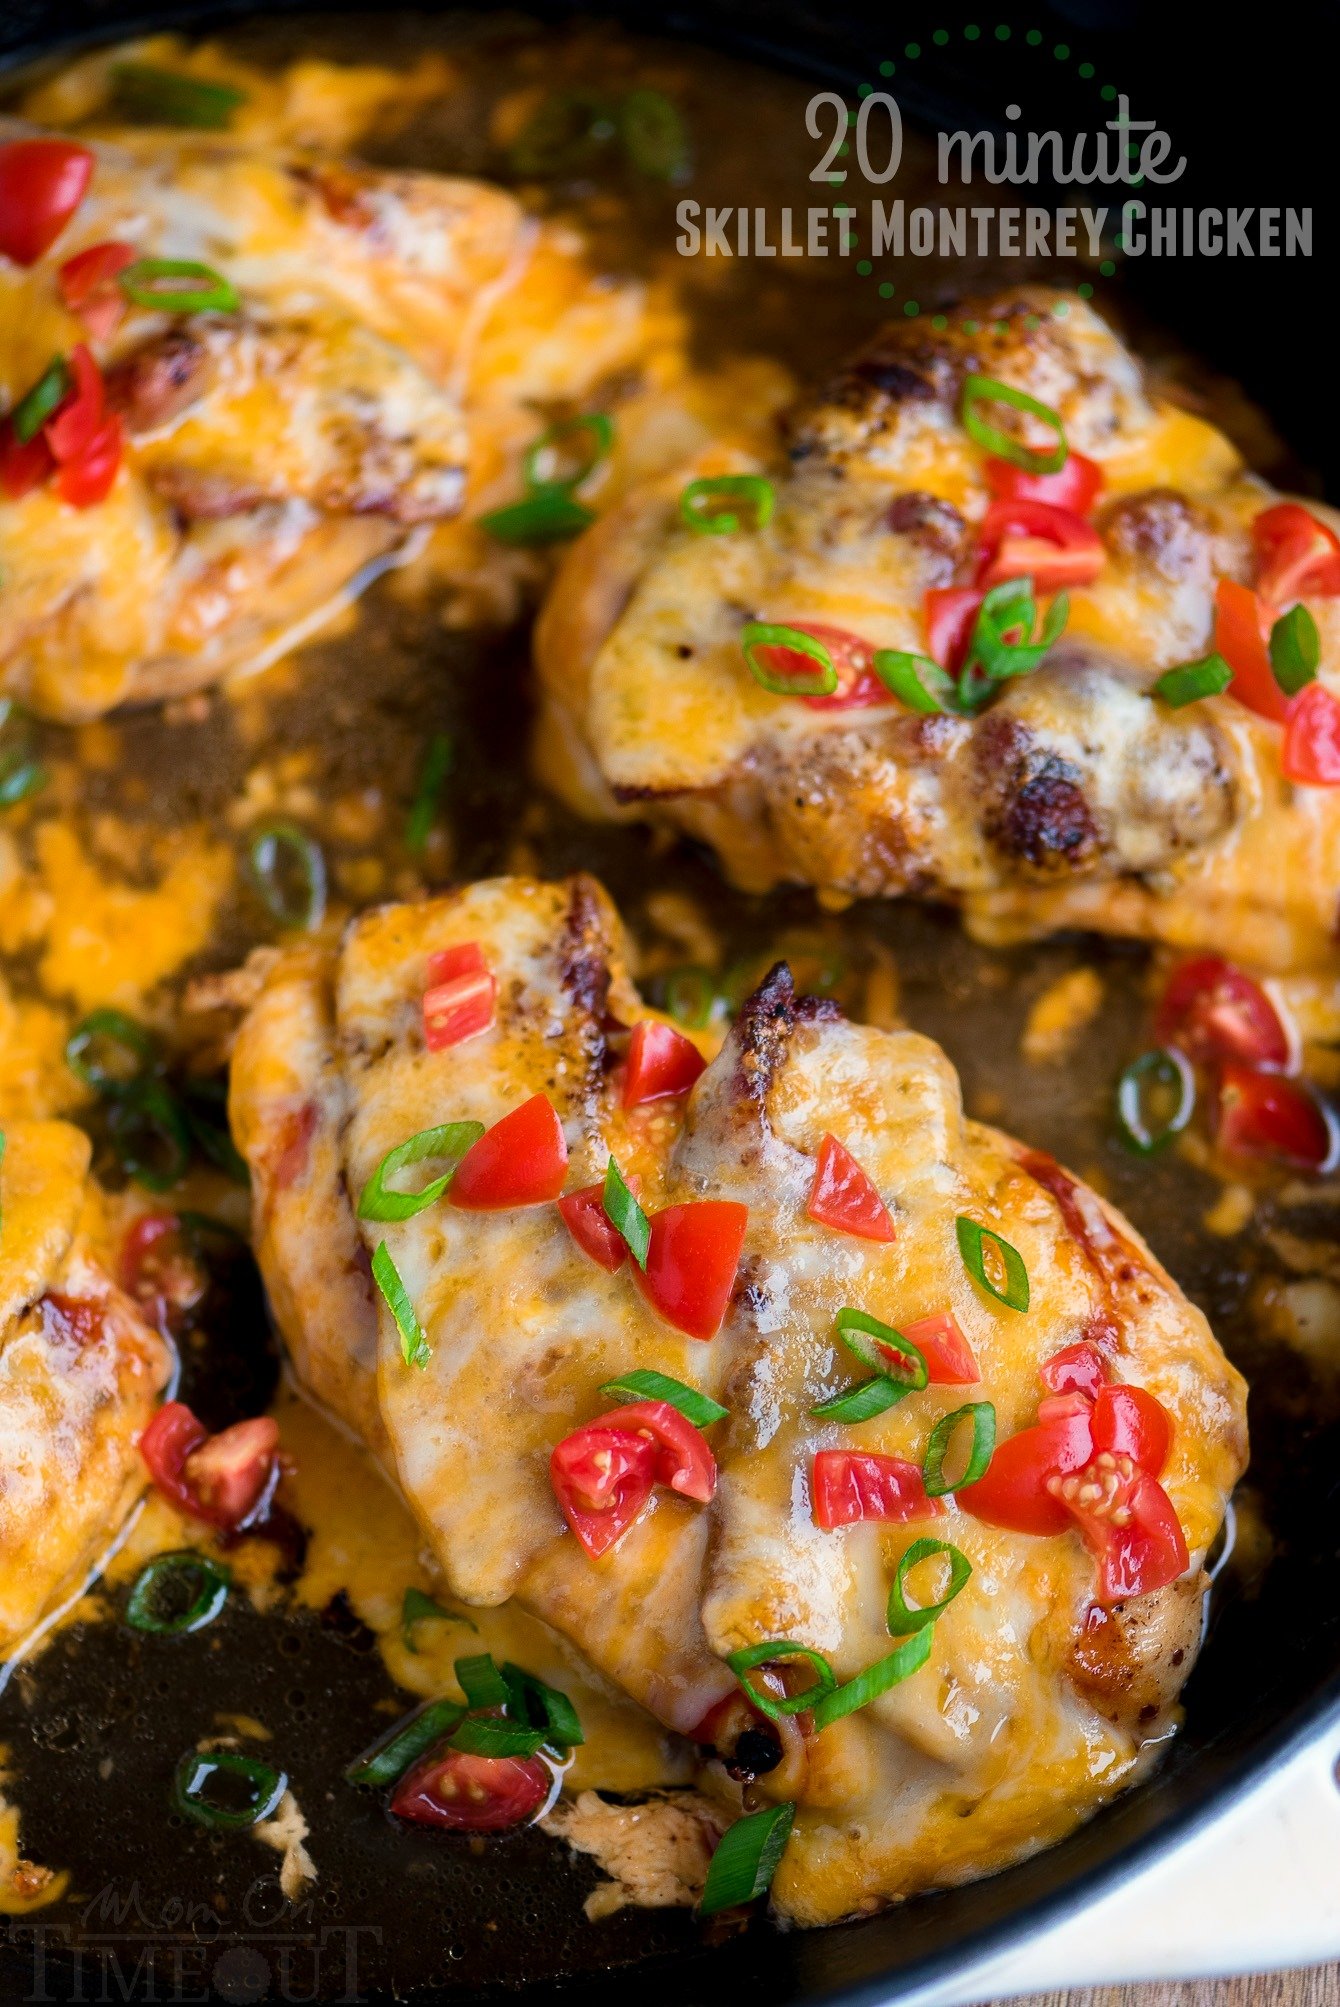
726;1640;837;1721
873;649;962;715
173;1750;287;1831
109;63;246;129
12;358;68;444
1270;604;1321;696
598;1368;727;1428
887;1539;972;1635
358;1123;484;1223
619;88;691;180
956;1216;1030;1312
679;475;774;536
524;413;614;494
958;578;1068;708
448;1716;548;1759
402;1585;476;1652
836;1308;928;1391
810;1376;905;1423
344;1697;465;1788
922;1402;996;1496
246;821;326;932
653;965;717;1029
1116;1047;1195;1155
1153;653;1233;708
108;1081;192;1192
372;1242;430;1369
454;1651;509;1712
125;1551;230;1635
507;89;619;178
405;732;453;854
118;258;239;315
961;374;1068;475
699;1801;794;1915
65;1009;158;1094
179;1074;249;1185
740;622;838;697
809;1625;934;1732
603;1156;650;1270
498;1663;584;1749
479;490;595;545
0;754;47;809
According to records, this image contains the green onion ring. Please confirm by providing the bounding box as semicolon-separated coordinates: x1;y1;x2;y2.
873;649;962;715
507;89;619;178
955;1216;1030;1312
1269;604;1321;696
524;413;614;495
118;257;239;315
371;1242;430;1369
125;1551;230;1635
109;63;246;130
726;1640;838;1720
13;357;69;444
173;1749;287;1831
181;1081;250;1186
448;1716;549;1759
602;1156;650;1270
344;1697;465;1788
809;1625;934;1732
478;490;595;545
358;1123;484;1223
1115;1047;1196;1156
810;1377;905;1423
922;1403;996;1498
598;1368;727;1428
698;1801;794;1915
108;1081;192;1192
246;821;326;932
618;88;691;181
654;965;716;1029
0;754;48;809
65;1009;159;1095
885;1538;973;1633
679;474;775;536
404;731;453;854
499;1663;585;1749
454;1651;510;1711
961;373;1068;474
401;1585;476;1652
1153;653;1234;708
740;622;838;697
836;1308;928;1391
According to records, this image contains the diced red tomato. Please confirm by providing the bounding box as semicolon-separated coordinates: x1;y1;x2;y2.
598;1399;717;1503
983;450;1103;516
747;621;889;711
139;1400;280;1533
1216;578;1288;724
1216;1062;1337;1172
925;586;984;673
1051;1455;1189;1604
1091;1384;1172;1476
1282;682;1340;787
636;1200;748;1340
54;412;122;508
622;1020;707;1107
958;1405;1094;1536
0;420;54;499
1253;501;1340;606
450;1094;568;1209
390;1747;553;1832
549;1423;657;1557
974;499;1105;591
119;1211;206;1330
423;952;496;1050
57;239;136;339
557;1183;627;1271
812;1450;943;1530
805;1134;895;1243
426;942;485;986
45;343;103;465
1040;1341;1108;1400
0;139;94;266
898;1311;978;1385
1154;955;1292;1071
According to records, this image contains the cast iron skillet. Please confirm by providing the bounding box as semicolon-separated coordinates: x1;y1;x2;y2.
1;5;1338;2002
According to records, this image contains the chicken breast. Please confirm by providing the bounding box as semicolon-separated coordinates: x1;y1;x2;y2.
535;286;1340;974
0;1120;172;1652
228;873;1247;1925
0;101;667;719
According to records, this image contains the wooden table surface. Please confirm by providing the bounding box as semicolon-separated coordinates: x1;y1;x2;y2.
1006;1974;1340;2007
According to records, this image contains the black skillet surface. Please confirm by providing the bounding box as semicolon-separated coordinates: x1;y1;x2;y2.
1;5;1339;2002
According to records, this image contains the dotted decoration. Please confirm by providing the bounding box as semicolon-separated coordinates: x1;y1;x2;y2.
855;21;1124;321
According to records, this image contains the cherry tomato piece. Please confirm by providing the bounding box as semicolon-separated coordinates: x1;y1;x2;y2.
557;1182;627;1272
898;1310;979;1385
422;970;496;1050
139;1401;209;1517
58;239;136;339
450;1094;568;1209
0;421;54;499
958;1406;1094;1536
925;587;984;672
599;1399;717;1503
1253;501;1340;606
183;1416;282;1529
549;1424;657;1557
45;343;104;465
974;499;1105;590
0;139;94;266
983;450;1103;516
805;1134;894;1243
54;411;123;508
425;942;485;985
1154;955;1291;1071
622;1020;707;1107
1216;578;1288;724
390;1746;553;1832
636;1200;748;1340
119;1211;206;1330
794;623;890;712
1282;682;1340;787
1216;1062;1337;1172
1053;1456;1189;1605
1039;1340;1108;1400
812;1450;943;1530
1091;1384;1172;1476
